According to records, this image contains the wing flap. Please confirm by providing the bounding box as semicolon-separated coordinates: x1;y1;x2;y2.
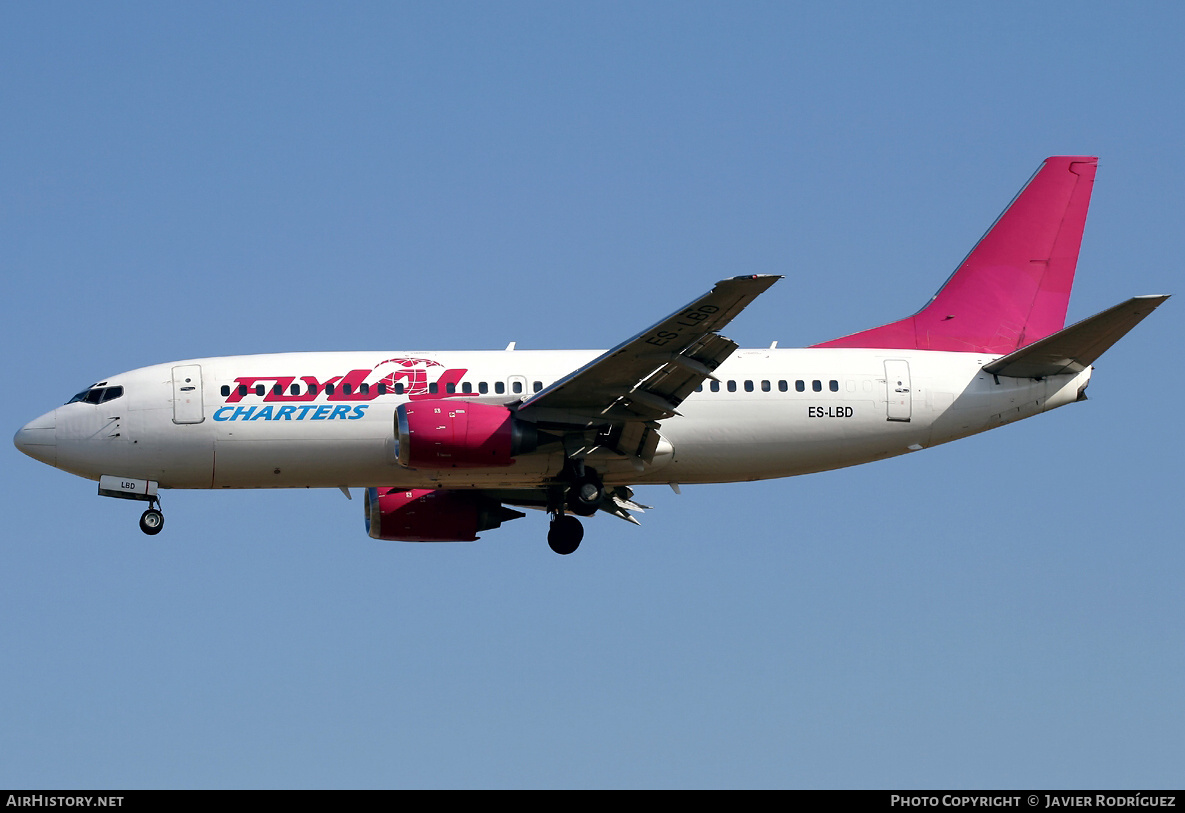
483;485;653;525
983;295;1169;378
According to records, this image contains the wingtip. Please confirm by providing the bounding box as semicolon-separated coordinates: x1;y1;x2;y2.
1129;293;1171;308
719;274;782;290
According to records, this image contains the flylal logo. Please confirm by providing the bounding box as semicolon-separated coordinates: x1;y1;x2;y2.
214;358;471;422
223;358;469;404
372;357;467;399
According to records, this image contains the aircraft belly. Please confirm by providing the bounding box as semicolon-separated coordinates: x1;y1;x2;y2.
395;451;565;489
652;433;922;482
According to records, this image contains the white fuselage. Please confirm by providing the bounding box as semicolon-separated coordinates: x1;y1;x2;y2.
28;347;1091;492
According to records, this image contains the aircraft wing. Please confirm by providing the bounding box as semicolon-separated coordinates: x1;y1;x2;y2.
516;275;781;422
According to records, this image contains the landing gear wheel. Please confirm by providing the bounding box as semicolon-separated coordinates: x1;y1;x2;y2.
547;515;584;555
139;508;164;536
566;476;604;517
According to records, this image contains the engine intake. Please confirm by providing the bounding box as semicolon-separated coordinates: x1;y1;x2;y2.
395;401;538;469
365;487;525;542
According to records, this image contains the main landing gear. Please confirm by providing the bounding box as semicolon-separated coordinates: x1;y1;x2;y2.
96;477;166;536
547;514;584;555
138;498;164;536
547;464;604;555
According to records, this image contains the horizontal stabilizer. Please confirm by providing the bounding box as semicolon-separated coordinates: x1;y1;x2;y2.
982;295;1169;378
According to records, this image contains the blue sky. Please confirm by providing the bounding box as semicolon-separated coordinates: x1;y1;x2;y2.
2;2;1181;789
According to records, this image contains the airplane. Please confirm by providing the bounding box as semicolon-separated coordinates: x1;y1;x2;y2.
13;156;1169;554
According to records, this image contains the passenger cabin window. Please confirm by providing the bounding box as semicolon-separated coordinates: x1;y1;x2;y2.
795;380;805;392
778;380;788;392
533;381;543;393
829;380;839;392
221;385;230;397
812;380;822;392
495;382;505;394
479;382;489;394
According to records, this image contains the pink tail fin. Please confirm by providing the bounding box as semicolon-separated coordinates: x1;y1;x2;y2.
814;156;1098;354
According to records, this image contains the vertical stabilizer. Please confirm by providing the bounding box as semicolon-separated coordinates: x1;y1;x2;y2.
814;156;1097;354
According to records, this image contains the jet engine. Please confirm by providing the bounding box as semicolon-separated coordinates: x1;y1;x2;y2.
365;487;526;542
395;401;538;468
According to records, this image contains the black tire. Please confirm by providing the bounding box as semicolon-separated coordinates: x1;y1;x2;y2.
547;515;583;555
139;509;164;536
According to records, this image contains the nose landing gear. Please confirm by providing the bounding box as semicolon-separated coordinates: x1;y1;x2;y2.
96;477;165;537
138;498;164;536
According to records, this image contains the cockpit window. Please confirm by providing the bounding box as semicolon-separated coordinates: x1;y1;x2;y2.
66;385;124;405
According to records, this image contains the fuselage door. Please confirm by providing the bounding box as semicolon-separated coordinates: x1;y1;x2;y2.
172;364;205;424
884;359;912;422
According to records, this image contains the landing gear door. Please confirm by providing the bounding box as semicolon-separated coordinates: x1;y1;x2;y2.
884;359;912;422
172;364;205;424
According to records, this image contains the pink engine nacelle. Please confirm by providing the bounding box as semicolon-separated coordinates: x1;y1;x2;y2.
395;401;538;469
365;487;525;542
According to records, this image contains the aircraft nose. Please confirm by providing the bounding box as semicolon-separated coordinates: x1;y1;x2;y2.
14;410;57;467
